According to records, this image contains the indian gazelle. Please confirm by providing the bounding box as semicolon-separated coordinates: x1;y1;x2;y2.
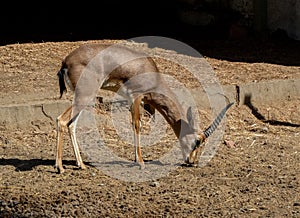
55;43;233;173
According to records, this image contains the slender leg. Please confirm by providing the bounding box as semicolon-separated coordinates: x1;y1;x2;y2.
55;106;72;174
68;111;87;170
131;96;144;169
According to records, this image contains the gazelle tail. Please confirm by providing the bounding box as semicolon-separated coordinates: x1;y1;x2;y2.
57;68;67;98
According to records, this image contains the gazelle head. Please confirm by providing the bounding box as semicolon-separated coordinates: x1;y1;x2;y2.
180;102;234;166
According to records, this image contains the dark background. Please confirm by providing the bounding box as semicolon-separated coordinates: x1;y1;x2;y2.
1;1;299;66
1;0;243;44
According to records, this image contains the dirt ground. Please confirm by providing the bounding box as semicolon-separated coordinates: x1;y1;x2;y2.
0;38;300;217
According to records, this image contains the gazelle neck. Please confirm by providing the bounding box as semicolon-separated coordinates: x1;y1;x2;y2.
144;92;193;139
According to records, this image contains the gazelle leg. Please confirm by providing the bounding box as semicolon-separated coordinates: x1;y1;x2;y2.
131;96;144;169
68;111;87;170
55;106;72;174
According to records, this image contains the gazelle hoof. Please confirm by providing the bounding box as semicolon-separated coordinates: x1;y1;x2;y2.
80;164;87;170
76;160;87;170
54;165;65;174
139;162;145;170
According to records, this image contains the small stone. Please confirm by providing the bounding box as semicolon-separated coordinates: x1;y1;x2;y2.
224;140;235;148
149;181;159;187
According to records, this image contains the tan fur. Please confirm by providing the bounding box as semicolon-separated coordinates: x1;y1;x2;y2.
55;43;201;173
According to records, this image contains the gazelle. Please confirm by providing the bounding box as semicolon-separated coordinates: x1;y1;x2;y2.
55;42;233;174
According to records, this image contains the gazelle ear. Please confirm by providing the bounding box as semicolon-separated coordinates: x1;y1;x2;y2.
187;106;195;129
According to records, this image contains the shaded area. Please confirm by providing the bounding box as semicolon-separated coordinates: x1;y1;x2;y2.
0;1;211;45
0;158;55;171
0;158;91;172
188;38;300;66
1;1;299;67
244;94;300;127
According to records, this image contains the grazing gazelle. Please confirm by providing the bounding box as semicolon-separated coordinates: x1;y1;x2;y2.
55;42;233;173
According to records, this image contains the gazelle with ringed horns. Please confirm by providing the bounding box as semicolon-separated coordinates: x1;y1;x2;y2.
55;42;233;173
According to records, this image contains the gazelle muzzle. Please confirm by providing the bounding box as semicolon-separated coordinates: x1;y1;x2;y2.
186;102;234;165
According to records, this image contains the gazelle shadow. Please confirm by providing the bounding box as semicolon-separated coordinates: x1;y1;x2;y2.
0;158;80;172
0;158;170;172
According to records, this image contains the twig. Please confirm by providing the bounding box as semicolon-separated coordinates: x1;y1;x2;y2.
249;140;256;147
